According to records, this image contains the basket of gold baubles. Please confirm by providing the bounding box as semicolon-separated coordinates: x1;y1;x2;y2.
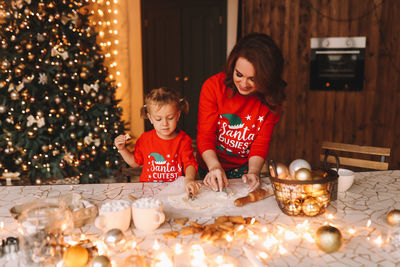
268;152;339;217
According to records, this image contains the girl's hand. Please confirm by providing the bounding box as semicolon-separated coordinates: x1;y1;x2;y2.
242;173;260;192
185;180;202;197
114;135;127;151
203;167;229;191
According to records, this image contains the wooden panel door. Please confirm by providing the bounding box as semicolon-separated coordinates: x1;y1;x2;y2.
141;0;226;138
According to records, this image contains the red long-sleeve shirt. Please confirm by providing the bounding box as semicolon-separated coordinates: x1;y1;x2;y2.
196;72;281;170
134;129;197;182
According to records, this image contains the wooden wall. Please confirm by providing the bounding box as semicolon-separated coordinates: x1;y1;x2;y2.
242;0;400;169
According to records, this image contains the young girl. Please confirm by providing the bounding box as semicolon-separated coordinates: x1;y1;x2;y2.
114;87;201;196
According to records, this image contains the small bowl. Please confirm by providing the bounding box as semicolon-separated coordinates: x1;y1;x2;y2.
336;168;354;192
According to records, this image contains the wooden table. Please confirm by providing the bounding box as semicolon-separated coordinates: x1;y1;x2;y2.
0;170;400;266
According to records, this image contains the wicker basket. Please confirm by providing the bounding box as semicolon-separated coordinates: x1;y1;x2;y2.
268;160;338;217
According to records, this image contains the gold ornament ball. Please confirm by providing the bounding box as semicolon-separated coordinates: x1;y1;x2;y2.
91;255;111;267
269;162;290;180
285;199;302;216
10;91;19;100
310;189;326;198
42;145;49;152
304;183;326;194
80;71;87;79
387;209;400;226
48;127;54;134
315;225;343;253
302;197;321;216
63;245;89;267
289;159;311;177
295;168;313;181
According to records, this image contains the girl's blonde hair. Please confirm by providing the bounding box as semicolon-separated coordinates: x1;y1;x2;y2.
140;87;189;119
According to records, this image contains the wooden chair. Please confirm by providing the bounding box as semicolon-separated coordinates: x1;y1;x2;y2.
320;141;391;171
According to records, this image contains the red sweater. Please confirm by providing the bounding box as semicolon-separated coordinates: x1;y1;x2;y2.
134;129;197;182
197;72;281;170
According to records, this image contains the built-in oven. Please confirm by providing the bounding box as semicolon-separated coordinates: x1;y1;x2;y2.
310;37;366;91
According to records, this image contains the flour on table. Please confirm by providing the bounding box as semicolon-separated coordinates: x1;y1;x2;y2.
167;185;248;210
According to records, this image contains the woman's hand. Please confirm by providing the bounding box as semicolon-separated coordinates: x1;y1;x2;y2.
114;135;127;151
203;167;229;191
242;173;260;192
185;180;202;197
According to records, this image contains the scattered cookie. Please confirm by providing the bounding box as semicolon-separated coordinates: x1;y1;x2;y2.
189;221;205;229
228;216;246;224
217;221;234;231
180;226;202;236
215;216;229;224
200;230;213;241
163;231;179;239
174;217;189;225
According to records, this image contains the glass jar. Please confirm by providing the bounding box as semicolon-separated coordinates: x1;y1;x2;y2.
18;201;73;266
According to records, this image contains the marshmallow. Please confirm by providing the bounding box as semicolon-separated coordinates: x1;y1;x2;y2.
132;197;161;209
100;200;130;214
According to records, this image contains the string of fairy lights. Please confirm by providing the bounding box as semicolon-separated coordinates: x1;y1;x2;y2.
88;0;122;88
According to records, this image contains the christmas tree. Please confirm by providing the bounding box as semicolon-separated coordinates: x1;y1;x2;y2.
0;0;126;184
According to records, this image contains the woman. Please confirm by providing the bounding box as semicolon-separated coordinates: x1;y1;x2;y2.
196;33;286;192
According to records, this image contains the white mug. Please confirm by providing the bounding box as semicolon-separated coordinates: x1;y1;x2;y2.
337;168;355;192
95;200;131;232
131;198;165;232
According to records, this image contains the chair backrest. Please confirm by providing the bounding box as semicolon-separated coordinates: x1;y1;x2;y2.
320;141;391;170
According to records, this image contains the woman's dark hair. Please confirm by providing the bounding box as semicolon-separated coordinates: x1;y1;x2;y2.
224;33;287;108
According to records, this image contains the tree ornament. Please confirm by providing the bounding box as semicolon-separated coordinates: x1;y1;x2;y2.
387;210;400;226
47;126;54;134
302;197;321;216
285;199;302;215
289;159;312;177
63;245;89;267
38;73;48;84
104;228;125;249
295;168;313;181
0;105;6;113
54;96;61;104
80;71;87;79
90;255;111;267
315;225;343;253
68;114;77;122
42;145;49;152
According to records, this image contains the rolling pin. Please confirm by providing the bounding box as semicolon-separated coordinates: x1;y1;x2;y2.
234;188;271;207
